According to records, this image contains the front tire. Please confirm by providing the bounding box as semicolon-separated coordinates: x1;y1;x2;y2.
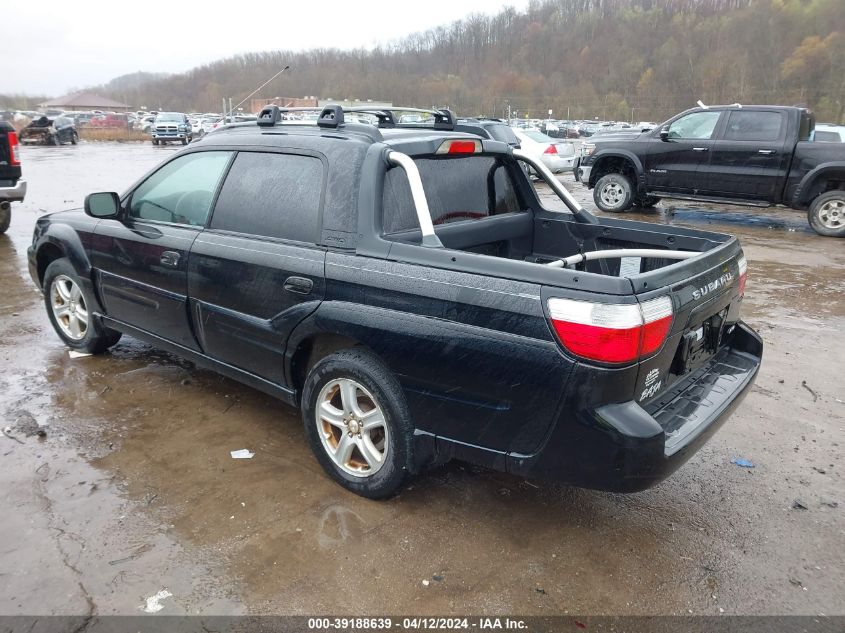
808;191;845;237
43;258;122;353
594;173;634;213
71;132;78;145
301;349;413;499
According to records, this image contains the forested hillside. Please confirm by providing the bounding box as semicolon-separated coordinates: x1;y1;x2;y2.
11;0;845;122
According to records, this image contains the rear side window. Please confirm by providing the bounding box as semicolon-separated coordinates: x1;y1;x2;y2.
814;130;841;143
723;111;784;142
210;152;323;242
486;124;519;145
383;156;522;233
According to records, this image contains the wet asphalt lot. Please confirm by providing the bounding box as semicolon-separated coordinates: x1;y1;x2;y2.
0;142;843;617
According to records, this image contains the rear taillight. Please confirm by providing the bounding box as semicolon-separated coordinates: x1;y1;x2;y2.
544;144;558;155
737;255;747;296
8;132;20;166
548;296;673;364
436;139;482;154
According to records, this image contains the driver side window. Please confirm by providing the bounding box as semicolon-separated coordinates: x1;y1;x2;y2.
667;111;721;140
129;151;232;226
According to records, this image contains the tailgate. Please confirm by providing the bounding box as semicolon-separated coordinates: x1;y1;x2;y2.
633;248;746;407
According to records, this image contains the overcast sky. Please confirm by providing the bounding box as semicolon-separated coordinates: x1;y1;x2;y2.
4;0;530;96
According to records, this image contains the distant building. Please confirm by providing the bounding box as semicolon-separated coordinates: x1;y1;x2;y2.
38;92;132;112
318;99;393;110
250;96;319;113
249;96;393;114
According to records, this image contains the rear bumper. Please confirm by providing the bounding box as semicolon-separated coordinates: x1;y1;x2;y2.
543;154;576;173
577;164;592;186
508;321;763;492
0;179;26;202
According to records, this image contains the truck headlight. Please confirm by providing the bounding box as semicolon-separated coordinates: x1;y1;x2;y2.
581;143;596;157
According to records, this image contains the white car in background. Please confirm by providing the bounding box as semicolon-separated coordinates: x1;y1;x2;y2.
813;124;845;142
511;128;576;173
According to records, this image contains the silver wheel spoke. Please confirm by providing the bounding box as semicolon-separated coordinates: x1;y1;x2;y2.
70;284;82;302
339;380;362;417
361;408;385;430
334;433;355;464
320;401;346;428
357;434;383;467
68;315;81;338
54;304;70;318
56;280;72;302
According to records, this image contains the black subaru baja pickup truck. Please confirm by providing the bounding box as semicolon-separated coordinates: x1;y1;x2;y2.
0;120;26;234
578;105;845;237
27;105;762;498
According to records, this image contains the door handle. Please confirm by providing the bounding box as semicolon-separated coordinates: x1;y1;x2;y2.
692;147;709;152
283;276;313;295
758;149;776;155
160;251;180;267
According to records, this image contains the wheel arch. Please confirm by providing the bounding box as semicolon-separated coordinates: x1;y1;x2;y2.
793;162;845;208
288;331;369;403
35;227;105;314
588;151;644;190
35;227;90;287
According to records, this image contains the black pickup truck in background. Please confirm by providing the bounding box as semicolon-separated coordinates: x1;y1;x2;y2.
0;121;26;234
27;105;762;498
577;105;845;237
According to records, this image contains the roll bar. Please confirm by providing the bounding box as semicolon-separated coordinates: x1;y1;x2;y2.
512;149;598;225
386;151;443;248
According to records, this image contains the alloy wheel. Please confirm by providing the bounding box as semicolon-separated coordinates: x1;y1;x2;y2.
315;378;389;477
50;275;88;340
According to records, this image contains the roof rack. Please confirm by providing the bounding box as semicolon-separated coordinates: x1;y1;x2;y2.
255;104;456;131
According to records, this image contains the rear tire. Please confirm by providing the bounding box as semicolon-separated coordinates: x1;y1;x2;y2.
43;258;122;354
807;191;845;237
594;173;634;213
301;348;412;499
71;132;78;145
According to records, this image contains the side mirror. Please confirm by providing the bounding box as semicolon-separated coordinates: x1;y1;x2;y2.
84;192;120;219
659;127;670;141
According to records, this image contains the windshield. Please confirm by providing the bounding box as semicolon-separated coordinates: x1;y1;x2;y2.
156;113;183;122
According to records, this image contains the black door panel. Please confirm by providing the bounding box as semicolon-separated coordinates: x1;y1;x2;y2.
188;232;326;384
644;110;723;192
645;140;714;192
92;221;202;349
706;110;790;199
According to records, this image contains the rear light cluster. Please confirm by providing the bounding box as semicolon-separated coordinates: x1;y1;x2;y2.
436;139;482;154
8;131;20;166
548;296;673;364
543;144;558;155
737;255;748;296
